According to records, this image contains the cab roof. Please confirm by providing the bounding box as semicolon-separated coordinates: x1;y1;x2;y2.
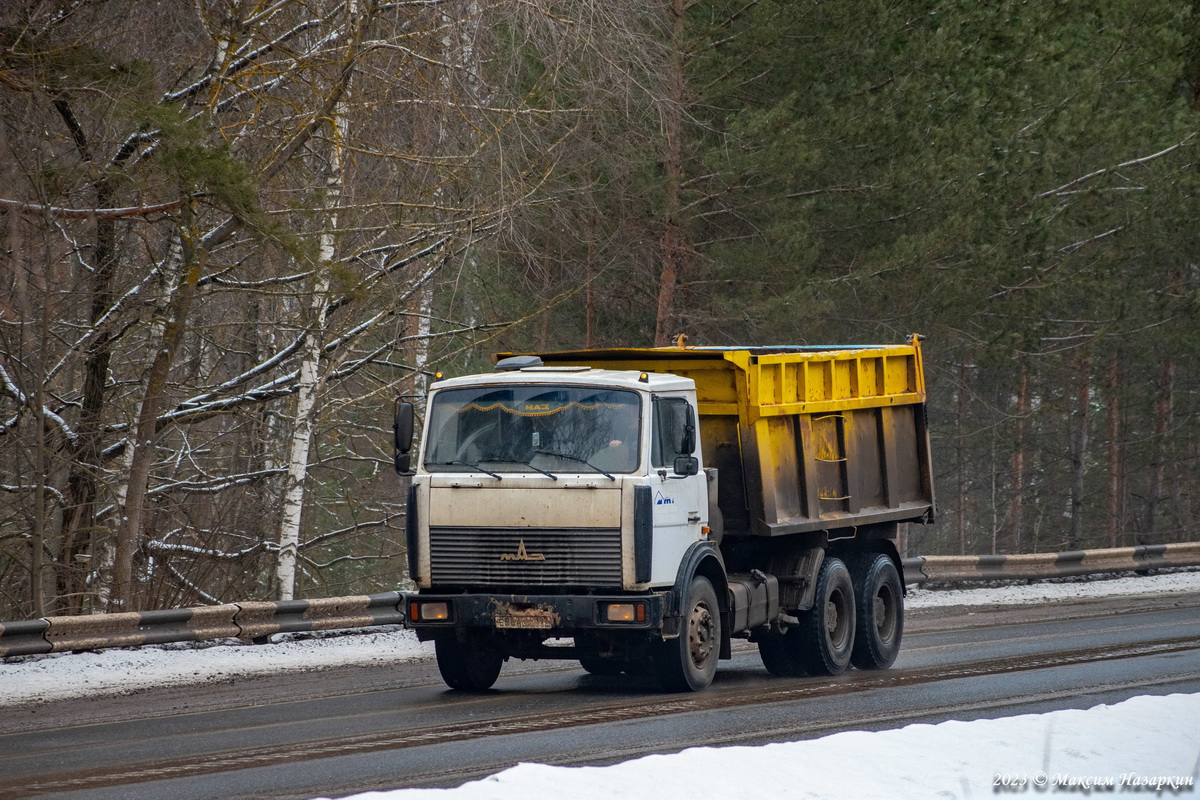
429;365;694;394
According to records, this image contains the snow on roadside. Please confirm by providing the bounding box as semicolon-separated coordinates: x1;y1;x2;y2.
0;626;433;706
906;568;1200;609
323;693;1200;800
2;569;1198;708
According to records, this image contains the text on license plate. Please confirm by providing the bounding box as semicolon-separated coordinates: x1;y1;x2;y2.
494;614;554;629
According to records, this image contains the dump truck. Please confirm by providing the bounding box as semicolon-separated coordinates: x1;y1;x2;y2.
393;335;935;691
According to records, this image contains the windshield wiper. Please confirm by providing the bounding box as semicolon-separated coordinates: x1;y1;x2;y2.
484;459;558;480
533;449;616;481
428;460;503;480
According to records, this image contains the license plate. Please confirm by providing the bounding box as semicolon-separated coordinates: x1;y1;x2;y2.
494;614;555;629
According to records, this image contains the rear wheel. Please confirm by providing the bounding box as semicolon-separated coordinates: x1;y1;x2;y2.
655;575;721;692
850;553;904;670
435;631;503;690
796;556;855;676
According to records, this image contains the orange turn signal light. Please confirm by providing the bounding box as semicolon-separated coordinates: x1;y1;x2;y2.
605;602;645;623
411;601;450;621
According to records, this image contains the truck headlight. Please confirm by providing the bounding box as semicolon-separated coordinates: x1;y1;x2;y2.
604;602;645;623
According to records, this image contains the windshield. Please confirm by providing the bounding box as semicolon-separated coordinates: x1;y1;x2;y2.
424;385;642;474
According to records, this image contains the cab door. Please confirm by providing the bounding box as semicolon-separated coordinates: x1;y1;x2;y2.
648;395;707;582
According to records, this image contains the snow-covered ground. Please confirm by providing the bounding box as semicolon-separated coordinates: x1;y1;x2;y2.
324;571;1200;800
3;571;1199;800
327;693;1200;800
905;567;1200;609
3;570;1199;707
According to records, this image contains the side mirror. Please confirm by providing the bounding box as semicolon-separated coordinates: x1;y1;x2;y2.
673;455;700;476
393;401;415;476
680;423;695;455
679;402;696;454
394;402;414;452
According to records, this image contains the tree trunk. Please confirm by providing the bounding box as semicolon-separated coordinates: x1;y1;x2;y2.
54;102;125;613
989;424;999;554
1105;350;1124;547
111;224;201;611
71;200;117;609
1067;348;1090;550
275;272;330;600
1144;356;1175;543
585;212;596;348
956;361;970;555
1006;362;1029;553
539;240;552;350
31;230;48;618
9;205;47;616
31;394;47;617
654;0;686;347
275;6;358;598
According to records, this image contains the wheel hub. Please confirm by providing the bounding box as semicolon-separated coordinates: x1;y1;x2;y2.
825;589;850;648
825;601;838;633
688;602;715;668
874;584;897;640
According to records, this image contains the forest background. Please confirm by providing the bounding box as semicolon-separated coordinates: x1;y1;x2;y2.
1;0;1197;618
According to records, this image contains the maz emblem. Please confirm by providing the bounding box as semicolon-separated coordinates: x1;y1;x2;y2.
500;539;546;562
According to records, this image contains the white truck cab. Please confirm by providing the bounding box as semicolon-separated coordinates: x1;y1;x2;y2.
410;362;708;592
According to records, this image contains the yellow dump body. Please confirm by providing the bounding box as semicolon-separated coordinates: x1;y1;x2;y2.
509;337;936;538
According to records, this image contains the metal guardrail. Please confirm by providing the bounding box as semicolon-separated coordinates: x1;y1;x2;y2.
902;542;1200;587
0;619;52;660
3;543;1199;659
0;591;405;658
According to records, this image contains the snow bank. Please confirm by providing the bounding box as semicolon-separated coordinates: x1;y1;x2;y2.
0;627;433;706
326;693;1200;800
906;568;1200;609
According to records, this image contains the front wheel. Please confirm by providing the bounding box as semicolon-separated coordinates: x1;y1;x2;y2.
655;575;721;692
435;631;504;691
850;553;904;670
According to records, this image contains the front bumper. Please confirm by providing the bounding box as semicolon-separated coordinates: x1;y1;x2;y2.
403;592;666;635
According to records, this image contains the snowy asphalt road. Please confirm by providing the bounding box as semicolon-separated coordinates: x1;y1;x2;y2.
3;588;1199;800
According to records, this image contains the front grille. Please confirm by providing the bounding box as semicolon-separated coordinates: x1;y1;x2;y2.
429;527;622;587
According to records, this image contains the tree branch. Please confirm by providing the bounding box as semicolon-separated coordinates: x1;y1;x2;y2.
0;198;182;220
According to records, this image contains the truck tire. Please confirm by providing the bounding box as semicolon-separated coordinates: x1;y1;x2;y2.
655;575;721;692
796;556;855;676
435;632;503;691
850;553;904;670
